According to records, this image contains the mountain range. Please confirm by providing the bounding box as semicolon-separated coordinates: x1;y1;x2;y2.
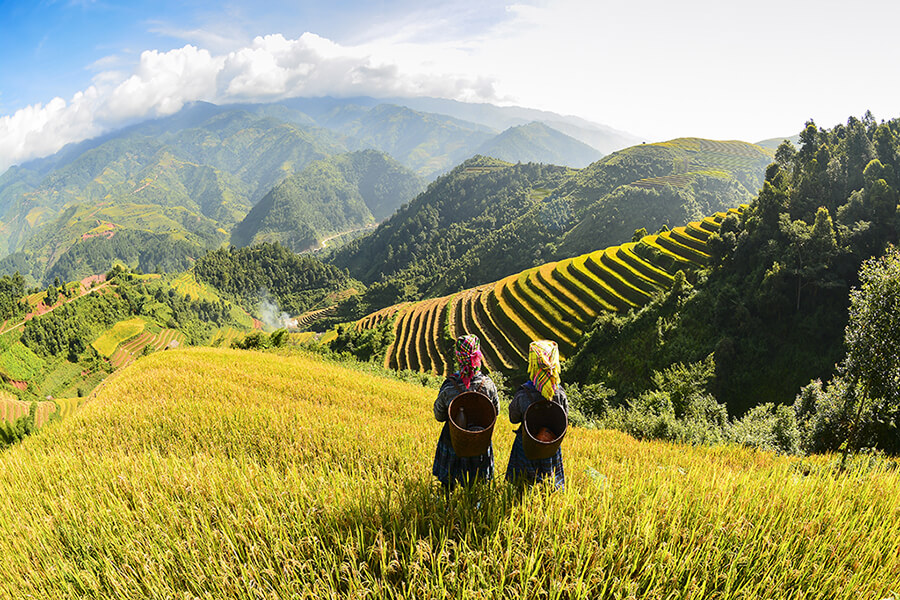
0;96;632;285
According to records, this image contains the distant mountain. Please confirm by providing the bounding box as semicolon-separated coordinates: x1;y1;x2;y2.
331;139;773;310
231;150;424;252
755;134;801;151
0;96;643;284
315;104;495;177
0;108;346;259
382;96;643;154
474;122;603;168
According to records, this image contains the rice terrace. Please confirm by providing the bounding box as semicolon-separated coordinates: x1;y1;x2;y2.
2;1;900;596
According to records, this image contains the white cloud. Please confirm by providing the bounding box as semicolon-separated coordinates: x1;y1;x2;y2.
0;31;501;173
6;0;898;174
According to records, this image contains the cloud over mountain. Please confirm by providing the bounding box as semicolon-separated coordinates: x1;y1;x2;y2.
0;33;498;173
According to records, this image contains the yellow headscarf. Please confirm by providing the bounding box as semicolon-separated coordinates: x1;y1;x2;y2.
528;340;560;400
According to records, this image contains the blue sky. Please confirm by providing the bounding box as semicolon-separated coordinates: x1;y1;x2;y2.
0;0;506;112
3;0;900;172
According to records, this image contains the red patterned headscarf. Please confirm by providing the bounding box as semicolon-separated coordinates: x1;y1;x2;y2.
528;340;561;400
455;334;482;389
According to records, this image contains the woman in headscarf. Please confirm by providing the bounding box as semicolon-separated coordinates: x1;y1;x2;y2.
432;334;500;490
506;340;568;489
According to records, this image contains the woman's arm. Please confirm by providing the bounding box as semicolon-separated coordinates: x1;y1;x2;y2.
433;381;455;422
556;388;569;416
508;388;527;424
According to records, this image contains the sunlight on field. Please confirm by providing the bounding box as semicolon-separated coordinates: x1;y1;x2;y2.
0;348;897;598
91;318;146;357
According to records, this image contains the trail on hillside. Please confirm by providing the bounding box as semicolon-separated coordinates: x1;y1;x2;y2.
0;279;112;337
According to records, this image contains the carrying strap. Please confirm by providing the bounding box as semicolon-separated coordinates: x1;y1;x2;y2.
454;377;484;397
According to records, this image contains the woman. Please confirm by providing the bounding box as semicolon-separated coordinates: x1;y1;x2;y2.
506;340;568;490
432;334;500;490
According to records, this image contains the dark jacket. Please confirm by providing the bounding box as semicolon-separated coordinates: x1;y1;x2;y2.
508;381;568;424
433;372;500;422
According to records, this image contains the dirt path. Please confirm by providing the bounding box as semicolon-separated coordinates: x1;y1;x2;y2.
306;224;377;252
0;279;112;337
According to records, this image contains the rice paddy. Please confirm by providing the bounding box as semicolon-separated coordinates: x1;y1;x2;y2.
91;317;147;357
0;347;895;598
368;208;743;376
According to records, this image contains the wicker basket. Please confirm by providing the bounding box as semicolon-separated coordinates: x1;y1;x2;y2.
448;391;497;457
522;400;567;460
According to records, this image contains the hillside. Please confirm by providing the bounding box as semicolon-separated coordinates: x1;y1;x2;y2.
0;346;896;598
332;139;771;311
231;150;424;251
565;115;900;418
0;268;258;402
352;207;741;379
474;122;603;168
0;98;641;284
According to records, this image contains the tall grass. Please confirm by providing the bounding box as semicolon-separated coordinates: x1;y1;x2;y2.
1;347;897;598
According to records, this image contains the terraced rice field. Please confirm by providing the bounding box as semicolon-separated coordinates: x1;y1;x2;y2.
369;208;743;375
92;318;146;358
0;395;56;428
209;327;243;348
169;272;219;302
108;329;185;369
293;305;337;330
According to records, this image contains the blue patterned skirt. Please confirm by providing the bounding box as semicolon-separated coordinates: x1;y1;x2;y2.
505;428;565;490
432;422;494;488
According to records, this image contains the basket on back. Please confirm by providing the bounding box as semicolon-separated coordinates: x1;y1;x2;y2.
523;400;567;460
448;391;497;457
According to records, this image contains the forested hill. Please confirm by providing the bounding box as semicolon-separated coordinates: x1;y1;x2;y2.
331;139;772;311
230;150;424;252
567;114;900;418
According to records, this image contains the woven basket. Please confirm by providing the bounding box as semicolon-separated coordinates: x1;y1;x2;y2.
523;400;567;460
448;391;497;457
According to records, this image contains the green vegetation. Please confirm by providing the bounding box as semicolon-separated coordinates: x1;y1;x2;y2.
231;150;424;252
0;347;897;598
194;242;356;316
568;114;900;418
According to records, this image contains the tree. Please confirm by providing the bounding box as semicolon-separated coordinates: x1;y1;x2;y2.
839;245;900;458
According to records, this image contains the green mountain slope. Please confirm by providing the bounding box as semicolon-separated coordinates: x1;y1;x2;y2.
566;115;900;419
0;108;349;281
474;122;603;168
231;150;424;252
332;139;772;311
555;138;772;257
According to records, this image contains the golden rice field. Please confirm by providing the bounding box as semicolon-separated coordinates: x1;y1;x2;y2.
169;271;220;302
374;208;745;376
0;394;56;428
91;317;147;357
0;347;897;598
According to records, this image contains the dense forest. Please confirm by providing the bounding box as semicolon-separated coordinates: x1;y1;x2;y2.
194;242;355;316
566;113;900;451
44;230;201;285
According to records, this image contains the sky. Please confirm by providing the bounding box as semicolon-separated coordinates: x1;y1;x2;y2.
2;0;900;173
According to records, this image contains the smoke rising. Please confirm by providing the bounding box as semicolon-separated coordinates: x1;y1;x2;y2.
257;291;291;332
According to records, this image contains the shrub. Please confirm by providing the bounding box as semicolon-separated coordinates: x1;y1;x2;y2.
729;402;801;454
